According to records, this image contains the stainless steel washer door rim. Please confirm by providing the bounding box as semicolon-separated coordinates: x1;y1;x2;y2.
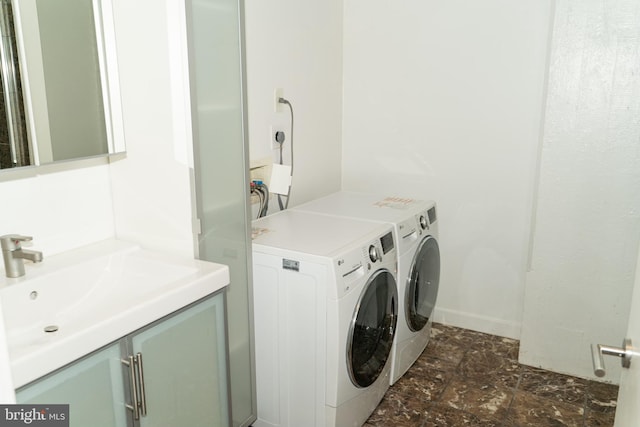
346;268;398;388
405;235;440;332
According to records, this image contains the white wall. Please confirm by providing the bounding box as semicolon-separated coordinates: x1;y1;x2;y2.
342;0;553;338
519;0;640;381
0;161;114;261
108;0;196;259
244;0;344;208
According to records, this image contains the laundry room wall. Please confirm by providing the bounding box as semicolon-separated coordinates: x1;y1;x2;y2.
341;0;554;339
243;0;344;210
519;0;640;381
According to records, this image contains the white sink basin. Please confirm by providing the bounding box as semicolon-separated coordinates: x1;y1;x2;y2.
0;239;229;388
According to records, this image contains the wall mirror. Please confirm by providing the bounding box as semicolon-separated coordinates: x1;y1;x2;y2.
0;0;124;170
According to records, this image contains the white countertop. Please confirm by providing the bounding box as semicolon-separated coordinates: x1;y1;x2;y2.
0;239;229;389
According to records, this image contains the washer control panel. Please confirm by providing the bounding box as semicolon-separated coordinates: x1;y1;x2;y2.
368;245;380;263
334;229;397;298
419;214;428;230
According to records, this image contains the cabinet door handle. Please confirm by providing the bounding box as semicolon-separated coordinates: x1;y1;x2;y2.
122;356;140;420
135;353;148;416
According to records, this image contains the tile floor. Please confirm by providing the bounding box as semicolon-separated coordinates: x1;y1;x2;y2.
365;323;619;427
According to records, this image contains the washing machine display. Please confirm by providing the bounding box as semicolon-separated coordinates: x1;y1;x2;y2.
348;268;397;388
406;235;440;332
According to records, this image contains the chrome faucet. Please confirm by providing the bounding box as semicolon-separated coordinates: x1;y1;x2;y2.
1;234;43;278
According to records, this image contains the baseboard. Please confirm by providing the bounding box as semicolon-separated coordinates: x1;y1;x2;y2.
432;307;522;340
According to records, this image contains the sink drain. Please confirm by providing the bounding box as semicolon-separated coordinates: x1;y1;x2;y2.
44;325;59;333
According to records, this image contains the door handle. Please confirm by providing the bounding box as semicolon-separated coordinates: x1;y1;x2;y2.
122;353;148;419
122;356;140;420
135;353;148;416
591;338;632;377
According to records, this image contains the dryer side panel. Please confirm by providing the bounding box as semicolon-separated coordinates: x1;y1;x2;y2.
252;252;328;427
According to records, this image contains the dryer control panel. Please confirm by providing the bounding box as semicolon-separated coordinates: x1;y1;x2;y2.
334;230;397;299
396;206;438;255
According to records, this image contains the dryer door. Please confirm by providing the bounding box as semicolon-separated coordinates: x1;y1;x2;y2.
347;268;398;388
406;235;440;332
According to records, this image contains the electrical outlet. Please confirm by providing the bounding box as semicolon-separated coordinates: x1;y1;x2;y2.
274;88;284;112
270;125;286;150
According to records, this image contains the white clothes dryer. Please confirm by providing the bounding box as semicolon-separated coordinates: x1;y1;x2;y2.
251;210;398;427
293;192;440;385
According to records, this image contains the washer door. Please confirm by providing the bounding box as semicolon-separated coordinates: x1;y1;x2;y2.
406;235;440;332
347;268;398;388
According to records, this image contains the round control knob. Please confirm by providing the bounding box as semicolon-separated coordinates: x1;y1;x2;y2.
368;245;380;262
419;215;428;230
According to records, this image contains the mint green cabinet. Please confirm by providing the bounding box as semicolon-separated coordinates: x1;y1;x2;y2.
16;343;128;426
16;293;230;427
129;293;230;427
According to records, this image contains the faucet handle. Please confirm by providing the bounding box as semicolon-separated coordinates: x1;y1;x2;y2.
0;234;33;250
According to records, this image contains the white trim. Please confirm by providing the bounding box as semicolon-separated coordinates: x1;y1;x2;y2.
433;307;521;340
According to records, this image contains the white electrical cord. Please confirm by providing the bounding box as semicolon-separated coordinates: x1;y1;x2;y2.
277;97;294;210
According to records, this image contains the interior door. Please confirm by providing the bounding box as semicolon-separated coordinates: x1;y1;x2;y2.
613;247;640;425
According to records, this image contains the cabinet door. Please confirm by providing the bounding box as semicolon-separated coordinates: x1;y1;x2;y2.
130;294;230;427
16;343;129;427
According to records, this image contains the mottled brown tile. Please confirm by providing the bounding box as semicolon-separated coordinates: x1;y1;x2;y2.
474;335;520;361
431;323;494;348
586;380;618;415
519;365;588;405
507;390;585;427
439;376;513;422
370;324;618;427
422;339;468;366
365;390;428;426
424;403;501;427
390;361;454;402
425;324;479;366
457;348;521;388
413;352;459;373
584;408;616;427
429;323;460;341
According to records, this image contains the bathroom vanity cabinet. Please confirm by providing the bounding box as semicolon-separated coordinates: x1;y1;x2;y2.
15;292;230;427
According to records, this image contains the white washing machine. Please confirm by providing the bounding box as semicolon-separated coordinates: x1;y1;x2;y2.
293;192;440;385
251;210;398;427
